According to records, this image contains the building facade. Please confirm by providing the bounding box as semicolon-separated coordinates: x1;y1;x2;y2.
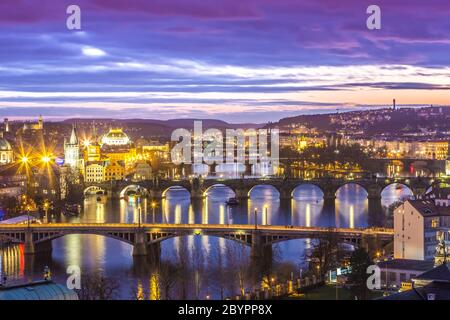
394;189;450;261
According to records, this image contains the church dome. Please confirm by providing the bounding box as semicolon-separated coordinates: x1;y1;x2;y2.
101;128;131;146
0;138;12;151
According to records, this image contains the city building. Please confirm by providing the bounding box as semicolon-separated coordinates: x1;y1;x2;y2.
104;160;125;181
380;263;450;300
101;128;131;146
376;259;434;289
84;161;107;183
22;115;43;132
100;128;136;164
64;125;82;169
0;133;14;165
446;156;450;176
394;188;450;261
132;160;152;181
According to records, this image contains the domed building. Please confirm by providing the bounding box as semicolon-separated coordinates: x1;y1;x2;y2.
101;128;131;147
99;128;136;169
0;134;14;165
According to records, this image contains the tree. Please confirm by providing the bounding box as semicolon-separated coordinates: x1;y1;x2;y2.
158;260;179;300
348;248;372;300
306;232;342;279
76;272;120;300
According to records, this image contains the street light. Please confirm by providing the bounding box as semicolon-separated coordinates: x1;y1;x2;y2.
136;188;142;228
151;201;156;224
26;205;31;227
254;207;258;230
264;205;268;225
41;155;51;163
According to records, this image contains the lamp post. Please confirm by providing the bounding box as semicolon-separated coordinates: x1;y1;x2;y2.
254;207;258;230
264;205;268;225
151;202;156;224
136;188;142;228
26;205;31;228
43;200;49;224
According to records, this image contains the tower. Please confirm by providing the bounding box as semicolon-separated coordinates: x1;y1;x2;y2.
393;99;396;110
4;118;9;132
64;125;81;168
38;115;43;129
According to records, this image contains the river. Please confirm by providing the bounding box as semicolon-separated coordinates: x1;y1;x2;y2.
0;183;412;299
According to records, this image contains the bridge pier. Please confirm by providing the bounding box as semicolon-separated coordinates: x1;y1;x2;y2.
133;230;147;256
190;189;205;200
250;231;272;279
279;188;292;200
150;190;164;200
235;187;249;201
24;230;35;255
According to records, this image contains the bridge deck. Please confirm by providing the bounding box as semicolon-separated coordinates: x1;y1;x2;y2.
0;223;393;236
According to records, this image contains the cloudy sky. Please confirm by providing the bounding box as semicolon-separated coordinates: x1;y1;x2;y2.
0;0;449;122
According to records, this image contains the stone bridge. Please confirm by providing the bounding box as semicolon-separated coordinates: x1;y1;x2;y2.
84;176;447;201
0;223;393;262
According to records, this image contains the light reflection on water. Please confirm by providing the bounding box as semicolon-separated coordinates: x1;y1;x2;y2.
0;183;409;299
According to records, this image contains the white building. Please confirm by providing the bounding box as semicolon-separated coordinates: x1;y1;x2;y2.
64;125;82;168
394;189;450;261
0;134;14;165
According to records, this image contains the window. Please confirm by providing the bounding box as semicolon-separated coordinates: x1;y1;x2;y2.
431;218;439;228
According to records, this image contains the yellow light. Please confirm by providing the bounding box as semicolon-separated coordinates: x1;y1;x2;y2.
152;202;156;208
83;139;90;147
21;156;29;163
41;155;51;163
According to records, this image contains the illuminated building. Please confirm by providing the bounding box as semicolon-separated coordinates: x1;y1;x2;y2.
446;156;450;176
22;115;43;131
394;189;450;261
104;160;125;181
64;125;82;169
85;161;106;183
132;161;152;181
100;128;136;164
0;133;13;165
101;128;131;146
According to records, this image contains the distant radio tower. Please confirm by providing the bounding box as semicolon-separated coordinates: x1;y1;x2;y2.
393;99;396;110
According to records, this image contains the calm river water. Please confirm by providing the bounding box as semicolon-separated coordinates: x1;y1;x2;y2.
0;183;412;299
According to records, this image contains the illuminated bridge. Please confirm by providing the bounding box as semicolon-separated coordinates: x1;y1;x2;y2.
84;176;448;201
0;223;394;260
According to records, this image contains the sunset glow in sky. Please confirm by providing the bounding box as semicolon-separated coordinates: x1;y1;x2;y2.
0;0;449;122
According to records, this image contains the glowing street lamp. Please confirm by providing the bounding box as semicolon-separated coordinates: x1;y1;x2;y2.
41;155;52;163
151;202;157;224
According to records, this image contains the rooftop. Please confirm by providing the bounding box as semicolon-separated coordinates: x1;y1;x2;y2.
0;280;78;300
377;259;434;272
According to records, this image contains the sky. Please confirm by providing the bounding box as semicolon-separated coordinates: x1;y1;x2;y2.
0;0;449;123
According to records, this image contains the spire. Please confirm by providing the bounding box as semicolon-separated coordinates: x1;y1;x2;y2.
69;124;78;145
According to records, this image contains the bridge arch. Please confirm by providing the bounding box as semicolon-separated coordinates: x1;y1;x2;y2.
120;185;148;198
35;231;136;246
202;184;236;198
161;186;191;198
84;186;107;196
335;182;369;198
291;183;325;199
248;184;280;199
380;182;413;199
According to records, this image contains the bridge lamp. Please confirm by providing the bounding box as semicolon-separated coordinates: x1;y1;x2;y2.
21;156;29;164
